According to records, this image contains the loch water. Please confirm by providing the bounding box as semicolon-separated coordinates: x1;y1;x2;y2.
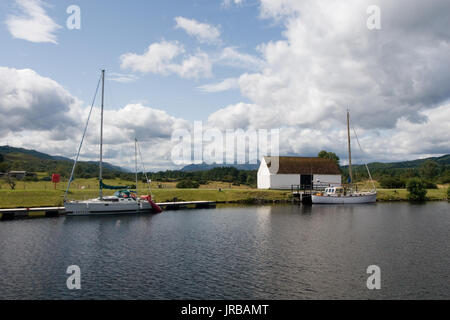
0;202;449;299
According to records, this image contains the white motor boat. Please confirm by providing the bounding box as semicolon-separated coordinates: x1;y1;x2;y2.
312;110;377;204
312;187;377;204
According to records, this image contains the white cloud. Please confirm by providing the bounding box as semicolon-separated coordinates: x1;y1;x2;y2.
206;0;450;160
170;52;213;79
0;67;191;170
120;41;185;75
238;0;450;131
6;0;61;44
175;16;221;44
0;66;79;136
217;47;264;71
198;78;239;93
222;0;244;8
120;41;212;79
108;73;139;83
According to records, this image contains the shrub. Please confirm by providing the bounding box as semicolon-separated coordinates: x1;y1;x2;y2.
379;177;405;189
23;175;38;182
447;186;450;200
422;180;437;189
40;176;52;181
406;178;427;201
176;180;200;189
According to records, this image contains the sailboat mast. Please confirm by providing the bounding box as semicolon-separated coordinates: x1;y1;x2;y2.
135;138;138;197
347;109;353;186
99;70;105;199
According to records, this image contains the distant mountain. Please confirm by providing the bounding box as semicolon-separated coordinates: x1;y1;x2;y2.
0;146;127;173
181;162;260;172
181;155;450;172
0;146;71;161
344;154;450;170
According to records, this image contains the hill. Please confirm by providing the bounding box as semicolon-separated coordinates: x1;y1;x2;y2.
344;154;450;170
0;146;127;177
341;154;450;184
0;146;70;161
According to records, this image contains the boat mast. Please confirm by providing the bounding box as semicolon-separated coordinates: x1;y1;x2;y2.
99;70;105;199
135;137;138;197
347;109;353;187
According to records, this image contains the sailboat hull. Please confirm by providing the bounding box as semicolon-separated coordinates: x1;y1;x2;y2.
312;192;377;204
65;200;153;216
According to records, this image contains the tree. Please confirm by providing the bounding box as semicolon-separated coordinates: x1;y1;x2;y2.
0;153;4;163
379;177;405;189
0;161;9;172
6;175;16;190
419;160;439;180
176;180;200;189
406;178;427;201
318;150;340;166
447;186;450;200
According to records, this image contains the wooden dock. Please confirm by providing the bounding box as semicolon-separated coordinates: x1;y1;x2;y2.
0;201;216;221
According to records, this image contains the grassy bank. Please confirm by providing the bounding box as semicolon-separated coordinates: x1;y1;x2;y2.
376;188;448;201
0;178;447;208
0;188;292;208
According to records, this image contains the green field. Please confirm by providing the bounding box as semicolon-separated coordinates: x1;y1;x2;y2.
0;178;292;208
0;178;447;208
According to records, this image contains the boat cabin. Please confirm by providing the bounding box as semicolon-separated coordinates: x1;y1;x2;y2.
324;187;344;196
114;190;137;199
100;190;138;202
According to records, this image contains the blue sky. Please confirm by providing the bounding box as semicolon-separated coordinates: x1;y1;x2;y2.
0;0;449;170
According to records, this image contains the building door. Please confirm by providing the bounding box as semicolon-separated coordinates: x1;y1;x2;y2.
300;174;313;189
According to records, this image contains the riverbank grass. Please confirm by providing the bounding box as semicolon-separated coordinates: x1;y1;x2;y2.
0;178;448;208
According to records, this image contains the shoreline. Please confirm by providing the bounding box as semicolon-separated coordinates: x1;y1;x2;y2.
0;187;447;209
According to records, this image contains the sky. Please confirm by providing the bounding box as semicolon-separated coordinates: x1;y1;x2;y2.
0;0;449;171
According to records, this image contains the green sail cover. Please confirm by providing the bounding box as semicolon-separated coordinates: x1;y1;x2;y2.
100;181;134;190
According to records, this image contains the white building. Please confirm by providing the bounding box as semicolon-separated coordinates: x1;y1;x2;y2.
257;156;342;190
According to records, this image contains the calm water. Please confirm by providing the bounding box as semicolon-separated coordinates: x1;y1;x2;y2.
0;202;449;300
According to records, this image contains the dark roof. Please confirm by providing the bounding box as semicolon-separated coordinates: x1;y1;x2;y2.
263;156;341;175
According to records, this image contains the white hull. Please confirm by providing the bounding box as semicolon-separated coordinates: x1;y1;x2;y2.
65;199;153;216
312;192;377;204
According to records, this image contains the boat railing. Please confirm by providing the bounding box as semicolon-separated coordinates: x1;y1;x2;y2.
291;183;332;194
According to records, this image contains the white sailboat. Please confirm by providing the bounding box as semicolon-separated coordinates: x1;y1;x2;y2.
64;70;162;216
312;110;377;204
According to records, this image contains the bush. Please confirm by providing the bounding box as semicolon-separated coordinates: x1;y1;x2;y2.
40;176;52;181
379;177;405;189
406;178;427;201
176;180;200;189
422;180;437;189
23;175;38;182
447;186;450;200
439;175;450;184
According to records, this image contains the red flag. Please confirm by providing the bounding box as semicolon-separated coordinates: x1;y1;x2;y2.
51;174;60;183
